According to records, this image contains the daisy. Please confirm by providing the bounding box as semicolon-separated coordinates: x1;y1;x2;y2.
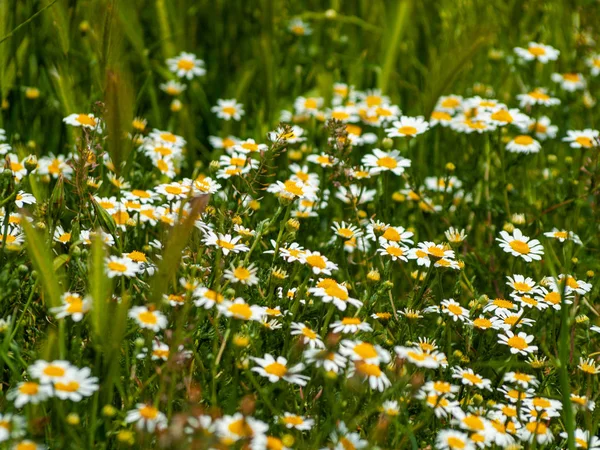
52;225;71;244
211;99;244;121
217;298;265;322
543;228;582;244
440;299;470;322
563;129;599;149
128;306;168;332
306;152;338;167
166;52;206;79
507;274;541;295
445;227;467;244
159;80;187;95
105;256;140;278
497;228;544;262
498;330;538;355
268;125;307;144
279;413;314;431
267;179;318;201
293;96;323;115
334;185;375;206
28;360;74;384
8;381;51;408
331;221;363;240
11;440;46;450
380;400;400;416
377;241;409;262
288;18;312;36
522;115;558;140
491;309;534;330
519;420;554;445
125;404;168;432
418;393;459;418
63;113;101;131
328;422;368;450
516;88;560;108
250;354;309;385
506;135;541;154
430;110;453;127
192;287;224;309
208;135;239;151
3;154;27;181
436;95;463;113
385;116;429;138
482;106;530;127
350;360;391;391
514;42;560;63
309;278;362;311
14;191;35;208
561;429;600;450
37;154;73;179
361;148;411;176
52;367;99;401
578;357;600;375
451;367;492;390
552;72;586;91
223;264;259;286
330;317;373;334
233;138;268;155
203;232;249;256
304;349;347;373
340;340;391;365
50;295;91;322
503;371;539;388
214;413;267;444
301;250;338;275
290;322;324;349
155;182;190;200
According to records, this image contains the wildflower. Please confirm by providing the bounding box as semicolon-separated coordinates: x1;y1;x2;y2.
451;366;492;390
203;232;249;256
301;251;338;275
218;298;264;322
563;129;599;148
279;413;314;431
128;306;167;332
290;322;324;349
503;371;539;388
53;367;99;401
211;99;244;121
224;264;259;285
251;354;309;385
519;420;554;445
578;357;600;375
544;228;582;244
8;381;51;408
288;18;312;36
385;116;429;138
506;135;541;154
50;295;91;322
350;360;391;391
105;256;141;278
440;299;470;322
498;330;538;355
362;148;411;175
63;113;101;131
445;227;467;244
377;241;409;262
514;42;559;63
125;404;168;432
330;317;373;334
14;191;35;208
166;52;206;79
309;278;361;311
497;228;544;262
552;72;586;91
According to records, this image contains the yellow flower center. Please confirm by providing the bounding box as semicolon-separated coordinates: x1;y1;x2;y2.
306;254;327;269
233;267;251;280
563;73;580;82
446;437;466;449
447;304;463;316
284;180;304;197
302;327;317;339
507;335;527;350
139;405;158;419
553;231;568;239
76;114;96;126
356;360;382;377
282;415;304;426
19;382;39;395
264;362;287;377
341;317;361;325
216;239;235;250
164;185;182;195
353;342;377;359
304;98;318;109
513;282;531;292
514;135;534;145
128;251;147;262
386;246;404;257
324;283;348;300
528;46;546;56
576;136;593;148
138;311;158;325
397;126;417;136
509;240;530;254
107;261;127;272
491;110;513;123
427;246;445;258
229;303;252;320
55;381;80;392
377;156;398;169
528;90;550;101
177;59;194;71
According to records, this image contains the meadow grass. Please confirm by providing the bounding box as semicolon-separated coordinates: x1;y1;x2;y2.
0;0;600;449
